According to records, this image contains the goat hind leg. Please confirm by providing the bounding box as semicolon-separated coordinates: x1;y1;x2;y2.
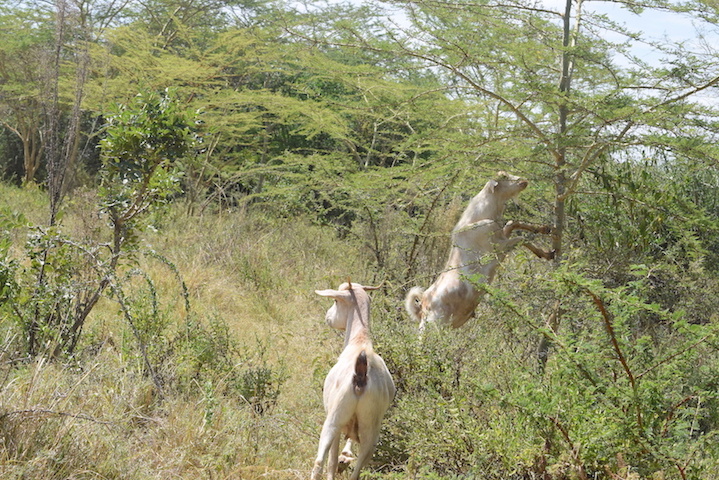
349;442;378;480
312;422;341;480
339;438;355;465
349;423;381;480
327;434;342;480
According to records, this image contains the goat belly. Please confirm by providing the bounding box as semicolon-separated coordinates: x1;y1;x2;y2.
343;415;360;442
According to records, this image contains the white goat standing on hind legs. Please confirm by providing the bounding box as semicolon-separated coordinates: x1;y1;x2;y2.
312;281;396;480
406;171;554;331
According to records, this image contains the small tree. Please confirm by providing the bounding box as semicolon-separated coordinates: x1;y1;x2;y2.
13;89;197;359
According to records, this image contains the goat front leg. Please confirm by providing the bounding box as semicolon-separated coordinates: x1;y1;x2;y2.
523;242;555;260
503;221;554;260
492;235;524;254
338;438;354;471
503;220;552;237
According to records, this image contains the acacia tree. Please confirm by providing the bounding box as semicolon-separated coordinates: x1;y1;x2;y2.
0;8;53;185
0;0;129;187
296;0;719;331
322;0;719;257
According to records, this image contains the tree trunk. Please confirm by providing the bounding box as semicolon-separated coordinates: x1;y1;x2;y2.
539;0;581;372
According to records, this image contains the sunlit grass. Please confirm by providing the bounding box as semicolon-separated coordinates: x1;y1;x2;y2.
3;183;719;480
0;184;367;479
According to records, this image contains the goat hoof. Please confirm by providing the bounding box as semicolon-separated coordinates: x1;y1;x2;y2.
337;455;354;473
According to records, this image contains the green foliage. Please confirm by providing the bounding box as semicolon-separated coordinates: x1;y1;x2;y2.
2;181;719;478
0;208;23;339
535;266;719;478
1;0;719;477
7;223;94;356
565;158;719;331
0;90;199;359
236;339;286;416
0;6;54;185
117;272;287;414
371;259;719;479
99;89;196;225
570;159;719;265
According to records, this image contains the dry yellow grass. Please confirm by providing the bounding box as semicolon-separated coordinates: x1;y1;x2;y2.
0;184;381;479
4;183;719;479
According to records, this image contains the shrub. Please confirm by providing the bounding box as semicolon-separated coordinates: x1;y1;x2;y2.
371;261;719;479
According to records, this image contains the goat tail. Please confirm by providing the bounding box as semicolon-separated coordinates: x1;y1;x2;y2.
353;351;368;396
405;286;425;323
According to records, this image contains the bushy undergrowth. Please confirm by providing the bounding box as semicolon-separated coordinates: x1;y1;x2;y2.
369;260;719;480
2;182;719;479
0;184;337;479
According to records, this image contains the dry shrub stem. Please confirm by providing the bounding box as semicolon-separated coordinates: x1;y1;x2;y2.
0;409;115;427
585;288;642;431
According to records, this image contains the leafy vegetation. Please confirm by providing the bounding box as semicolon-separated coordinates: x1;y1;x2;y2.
2;0;719;478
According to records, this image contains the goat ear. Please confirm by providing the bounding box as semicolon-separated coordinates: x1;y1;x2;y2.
363;284;382;291
316;289;340;298
488;179;498;193
316;289;352;299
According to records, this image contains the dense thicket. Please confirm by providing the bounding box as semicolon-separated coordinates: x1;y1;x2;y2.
2;0;719;478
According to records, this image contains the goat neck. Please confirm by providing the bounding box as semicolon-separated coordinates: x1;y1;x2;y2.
477;181;510;219
343;287;371;348
455;183;504;230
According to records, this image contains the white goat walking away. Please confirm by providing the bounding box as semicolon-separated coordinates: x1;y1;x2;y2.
405;172;553;331
312;281;396;480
